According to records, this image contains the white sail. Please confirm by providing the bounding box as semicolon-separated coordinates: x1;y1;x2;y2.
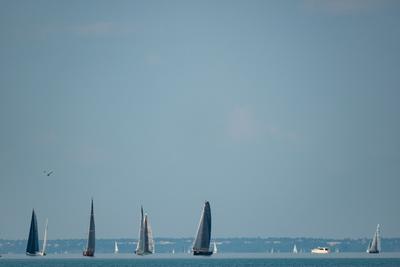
293;244;298;254
135;207;145;254
114;241;119;254
367;224;381;253
146;214;155;253
40;219;48;256
213;242;218;254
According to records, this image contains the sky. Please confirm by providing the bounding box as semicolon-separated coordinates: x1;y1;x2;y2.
0;0;400;240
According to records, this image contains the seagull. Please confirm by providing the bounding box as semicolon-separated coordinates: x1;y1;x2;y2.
43;170;53;176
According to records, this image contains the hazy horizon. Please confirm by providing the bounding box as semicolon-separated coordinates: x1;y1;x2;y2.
1;0;400;240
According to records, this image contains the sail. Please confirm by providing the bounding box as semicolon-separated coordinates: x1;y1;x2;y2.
41;219;48;256
213;242;218;254
136;206;154;255
114;241;119;253
83;199;95;256
193;201;212;255
293;244;298;253
367;224;380;253
135;206;145;254
26;209;40;255
145;215;155;253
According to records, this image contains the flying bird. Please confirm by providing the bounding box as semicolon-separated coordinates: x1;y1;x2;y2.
43;170;53;176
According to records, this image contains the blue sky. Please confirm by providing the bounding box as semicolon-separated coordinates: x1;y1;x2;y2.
1;0;400;239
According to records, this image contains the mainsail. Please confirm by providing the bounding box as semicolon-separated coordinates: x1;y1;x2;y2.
83;199;95;257
367;224;380;253
193;201;212;256
26;209;40;256
135;206;155;255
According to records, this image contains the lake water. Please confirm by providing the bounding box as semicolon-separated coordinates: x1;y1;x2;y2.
1;253;400;267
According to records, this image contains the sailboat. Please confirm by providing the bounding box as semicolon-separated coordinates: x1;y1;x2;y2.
83;199;95;257
135;206;155;255
192;201;213;256
293;244;298;254
39;219;48;256
26;209;40;256
26;210;47;256
114;241;119;254
367;224;381;253
213;241;218;254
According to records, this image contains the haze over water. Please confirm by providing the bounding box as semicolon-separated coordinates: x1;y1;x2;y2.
1;0;400;243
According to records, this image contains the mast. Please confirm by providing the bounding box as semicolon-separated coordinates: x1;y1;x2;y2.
83;198;95;256
193;201;212;256
26;209;40;255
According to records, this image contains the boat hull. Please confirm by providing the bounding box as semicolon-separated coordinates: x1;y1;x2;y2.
311;247;330;254
26;252;42;256
83;250;94;257
193;250;213;256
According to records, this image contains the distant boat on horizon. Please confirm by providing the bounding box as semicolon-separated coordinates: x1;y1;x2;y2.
114;241;119;254
213;241;218;254
311;247;330;254
293;244;298;254
83;199;95;257
192;201;213;256
135;206;155;255
367;224;381;254
26;209;47;256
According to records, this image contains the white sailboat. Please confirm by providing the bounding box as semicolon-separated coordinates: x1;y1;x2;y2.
114;241;119;254
213;241;218;254
292;244;298;254
367;224;381;253
135;206;155;255
39;219;48;256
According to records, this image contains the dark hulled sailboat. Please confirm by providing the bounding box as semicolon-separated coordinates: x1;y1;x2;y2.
83;199;95;257
26;209;40;256
135;206;155;255
192;201;213;256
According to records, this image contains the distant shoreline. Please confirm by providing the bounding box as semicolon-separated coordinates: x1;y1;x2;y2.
2;237;400;254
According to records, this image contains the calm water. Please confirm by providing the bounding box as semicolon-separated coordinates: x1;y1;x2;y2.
1;254;400;267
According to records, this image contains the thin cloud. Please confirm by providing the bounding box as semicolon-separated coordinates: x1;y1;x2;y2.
228;107;258;140
227;106;299;142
